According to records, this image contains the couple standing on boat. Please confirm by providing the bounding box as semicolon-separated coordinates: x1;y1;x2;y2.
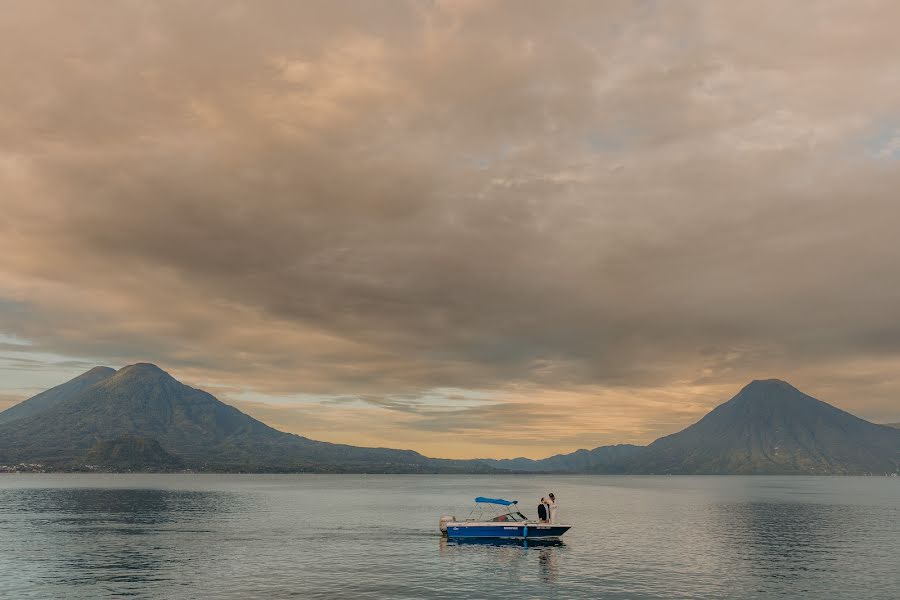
537;493;557;523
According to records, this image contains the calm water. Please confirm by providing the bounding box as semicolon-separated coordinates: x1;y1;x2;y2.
0;475;897;599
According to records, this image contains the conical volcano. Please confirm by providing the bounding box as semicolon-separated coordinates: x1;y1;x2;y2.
632;379;900;474
0;363;283;465
0;363;492;473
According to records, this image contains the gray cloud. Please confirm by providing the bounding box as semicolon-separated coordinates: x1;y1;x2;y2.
2;1;900;455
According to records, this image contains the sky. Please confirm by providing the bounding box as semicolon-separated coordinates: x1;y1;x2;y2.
1;1;899;459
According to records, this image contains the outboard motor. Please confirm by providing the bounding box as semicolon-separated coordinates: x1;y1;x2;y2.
439;515;455;534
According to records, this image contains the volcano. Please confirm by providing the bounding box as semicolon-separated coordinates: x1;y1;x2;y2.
0;363;492;473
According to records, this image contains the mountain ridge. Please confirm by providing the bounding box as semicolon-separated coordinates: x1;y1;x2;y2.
483;379;900;474
617;379;899;474
488;379;900;474
1;366;897;474
479;444;643;473
0;363;495;473
0;366;115;425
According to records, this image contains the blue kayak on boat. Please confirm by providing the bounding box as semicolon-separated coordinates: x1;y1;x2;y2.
439;497;571;539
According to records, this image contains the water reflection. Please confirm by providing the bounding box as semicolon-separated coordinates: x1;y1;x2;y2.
0;487;245;594
709;501;859;579
536;546;559;583
441;537;566;548
438;537;565;583
1;476;895;599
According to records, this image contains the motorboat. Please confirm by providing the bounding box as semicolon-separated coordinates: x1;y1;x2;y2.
439;497;570;539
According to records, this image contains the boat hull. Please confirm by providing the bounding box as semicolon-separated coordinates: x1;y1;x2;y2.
445;523;570;539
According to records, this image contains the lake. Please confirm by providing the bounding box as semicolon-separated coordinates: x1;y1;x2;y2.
0;475;897;599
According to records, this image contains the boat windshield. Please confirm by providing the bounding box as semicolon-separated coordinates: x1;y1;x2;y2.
467;501;529;522
489;511;524;522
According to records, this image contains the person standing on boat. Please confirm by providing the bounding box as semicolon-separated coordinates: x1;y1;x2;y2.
548;493;558;524
537;498;549;523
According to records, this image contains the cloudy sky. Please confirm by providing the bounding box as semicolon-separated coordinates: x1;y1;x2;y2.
2;1;899;458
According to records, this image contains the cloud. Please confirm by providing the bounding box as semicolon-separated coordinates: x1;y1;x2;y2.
2;1;900;456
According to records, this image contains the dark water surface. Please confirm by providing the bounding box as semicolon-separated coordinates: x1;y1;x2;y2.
0;475;897;599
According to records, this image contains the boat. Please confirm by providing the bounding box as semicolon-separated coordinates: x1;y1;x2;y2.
439;497;571;539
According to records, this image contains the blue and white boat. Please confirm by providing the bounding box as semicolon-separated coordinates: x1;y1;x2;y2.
439;497;571;539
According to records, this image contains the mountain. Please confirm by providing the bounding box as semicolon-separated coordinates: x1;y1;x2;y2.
0;363;495;473
84;434;184;471
886;423;900;429
0;366;115;425
484;380;900;475
627;379;900;474
481;444;643;473
2;368;897;474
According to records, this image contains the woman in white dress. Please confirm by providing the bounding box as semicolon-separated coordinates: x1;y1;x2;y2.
548;492;558;524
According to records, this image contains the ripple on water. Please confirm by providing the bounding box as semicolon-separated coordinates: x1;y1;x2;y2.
0;475;897;599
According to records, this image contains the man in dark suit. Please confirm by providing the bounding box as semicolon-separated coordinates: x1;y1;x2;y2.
537;498;548;522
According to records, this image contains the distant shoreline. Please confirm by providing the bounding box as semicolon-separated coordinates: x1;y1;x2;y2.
3;470;898;477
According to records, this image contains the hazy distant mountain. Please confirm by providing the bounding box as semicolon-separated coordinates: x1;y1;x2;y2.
0;363;495;473
481;444;643;473
0;366;115;425
629;379;900;474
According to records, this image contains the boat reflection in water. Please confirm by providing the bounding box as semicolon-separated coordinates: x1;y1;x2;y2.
442;537;566;548
438;536;565;583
